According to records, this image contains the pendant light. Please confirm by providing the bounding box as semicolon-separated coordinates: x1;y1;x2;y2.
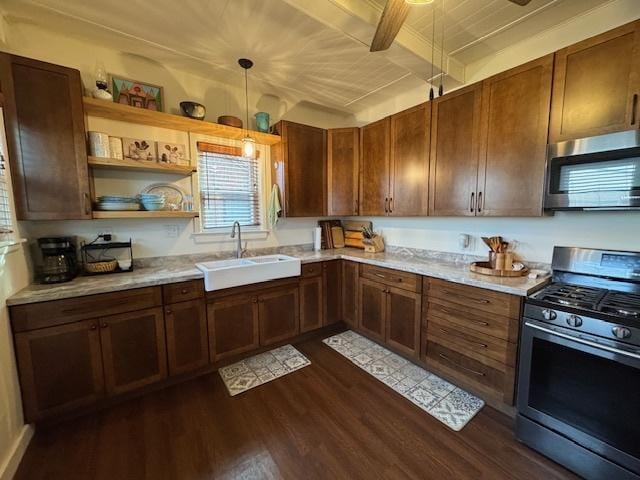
238;58;255;158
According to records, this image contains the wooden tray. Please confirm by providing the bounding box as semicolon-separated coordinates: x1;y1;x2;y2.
469;261;529;277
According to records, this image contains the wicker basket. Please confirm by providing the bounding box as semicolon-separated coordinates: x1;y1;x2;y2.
85;259;118;274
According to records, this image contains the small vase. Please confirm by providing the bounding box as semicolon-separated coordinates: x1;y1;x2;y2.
255;112;270;133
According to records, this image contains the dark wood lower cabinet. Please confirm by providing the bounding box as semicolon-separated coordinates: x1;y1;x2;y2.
165;300;208;375
259;286;300;346
208;294;259;362
99;307;167;396
342;261;359;327
14;320;104;423
323;260;342;325
386;286;421;358
358;277;387;341
300;276;323;333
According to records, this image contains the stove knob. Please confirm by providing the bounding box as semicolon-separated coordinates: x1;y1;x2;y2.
612;326;632;339
542;309;557;320
566;315;583;327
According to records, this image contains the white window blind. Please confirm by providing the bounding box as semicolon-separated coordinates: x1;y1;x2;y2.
0;149;13;238
198;150;261;229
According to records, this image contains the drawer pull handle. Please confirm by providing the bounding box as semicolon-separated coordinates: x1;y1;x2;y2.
438;307;490;326
439;328;487;348
374;273;402;282
444;291;490;304
438;353;486;377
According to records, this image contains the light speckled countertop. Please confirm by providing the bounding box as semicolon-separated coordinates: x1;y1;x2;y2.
7;246;550;306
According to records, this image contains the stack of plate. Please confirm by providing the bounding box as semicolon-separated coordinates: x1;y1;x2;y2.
96;196;141;211
138;193;166;211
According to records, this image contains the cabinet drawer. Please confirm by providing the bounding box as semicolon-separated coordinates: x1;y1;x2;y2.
426;278;521;319
10;287;163;332
301;262;323;278
361;264;420;293
426;300;517;342
162;280;204;304
426;317;516;367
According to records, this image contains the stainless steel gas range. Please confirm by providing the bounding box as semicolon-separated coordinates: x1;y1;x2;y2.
516;247;640;480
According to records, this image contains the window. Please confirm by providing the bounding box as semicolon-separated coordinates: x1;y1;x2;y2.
198;145;261;230
0;111;14;243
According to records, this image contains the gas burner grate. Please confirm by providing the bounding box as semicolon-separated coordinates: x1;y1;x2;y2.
599;291;640;319
536;283;605;310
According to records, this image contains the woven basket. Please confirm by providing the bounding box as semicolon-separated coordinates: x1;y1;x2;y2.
85;259;118;274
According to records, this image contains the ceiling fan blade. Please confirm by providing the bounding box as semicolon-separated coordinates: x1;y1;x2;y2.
507;0;532;5
370;0;411;52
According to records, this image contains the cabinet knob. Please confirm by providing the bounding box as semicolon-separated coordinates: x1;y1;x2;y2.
100;323;108;329
166;308;172;315
90;324;97;331
181;288;188;294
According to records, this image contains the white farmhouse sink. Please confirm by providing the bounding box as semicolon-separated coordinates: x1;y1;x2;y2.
196;254;301;291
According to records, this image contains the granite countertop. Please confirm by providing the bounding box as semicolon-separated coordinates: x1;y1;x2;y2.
7;246;550;306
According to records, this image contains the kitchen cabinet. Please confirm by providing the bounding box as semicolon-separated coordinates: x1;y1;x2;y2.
323;260;342;325
389;102;430;216
14;320;104;423
327;128;359;215
386;286;421;358
359;117;390;216
165;299;208;376
549;20;640;142
271;120;326;217
300;276;323;333
342;261;359;328
208;293;259;362
429;83;483;216
259;286;300;346
358;277;387;341
0;53;90;220
477;55;553;216
99;307;167;395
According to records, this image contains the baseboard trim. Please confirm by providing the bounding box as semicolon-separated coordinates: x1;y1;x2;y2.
0;424;34;480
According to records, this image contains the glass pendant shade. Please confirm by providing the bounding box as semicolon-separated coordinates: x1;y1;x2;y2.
242;136;256;158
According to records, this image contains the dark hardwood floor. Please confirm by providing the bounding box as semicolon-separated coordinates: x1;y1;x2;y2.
15;337;577;480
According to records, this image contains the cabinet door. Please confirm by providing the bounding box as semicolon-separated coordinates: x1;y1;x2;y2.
323;260;342;325
389;102;430;216
0;54;90;220
259;286;300;346
358;278;386;342
550;20;640;142
328;128;359;215
208;294;259;362
300;276;323;333
99;307;167;395
477;55;553;217
14;320;104;422
342;261;359;328
429;83;483;216
360;117;390;216
386;286;421;359
165;300;208;376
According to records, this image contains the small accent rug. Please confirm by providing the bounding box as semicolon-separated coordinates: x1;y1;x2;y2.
323;331;484;431
219;344;311;396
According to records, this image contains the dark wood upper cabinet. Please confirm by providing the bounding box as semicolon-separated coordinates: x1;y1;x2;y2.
550;20;640;143
477;55;553;217
259;286;300;346
271;120;326;217
99;307;167;396
0;53;90;220
386;286;421;359
389;102;430;216
358;277;386;342
14;319;104;423
429;83;483;216
208;294;259;362
165;300;208;376
342;261;358;328
327;128;359;215
359;117;390;216
323;260;342;326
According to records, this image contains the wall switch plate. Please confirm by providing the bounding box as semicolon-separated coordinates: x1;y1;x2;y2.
165;224;180;238
458;233;470;249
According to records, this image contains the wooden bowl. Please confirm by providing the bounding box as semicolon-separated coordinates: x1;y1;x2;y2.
469;261;529;277
217;115;243;128
85;259;118;274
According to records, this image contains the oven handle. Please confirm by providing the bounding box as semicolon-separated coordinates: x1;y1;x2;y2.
525;322;640;360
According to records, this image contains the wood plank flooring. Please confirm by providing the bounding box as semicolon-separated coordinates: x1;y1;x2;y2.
15;337;577;480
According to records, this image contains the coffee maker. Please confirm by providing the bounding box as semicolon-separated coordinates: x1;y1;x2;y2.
38;237;78;284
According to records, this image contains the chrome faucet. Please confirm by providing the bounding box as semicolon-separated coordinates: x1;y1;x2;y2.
230;221;246;258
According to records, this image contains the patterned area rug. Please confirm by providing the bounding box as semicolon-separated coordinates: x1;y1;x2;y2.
323;331;484;431
219;344;311;396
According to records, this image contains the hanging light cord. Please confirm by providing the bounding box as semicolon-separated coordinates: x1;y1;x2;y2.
244;68;249;134
429;4;436;100
439;0;445;96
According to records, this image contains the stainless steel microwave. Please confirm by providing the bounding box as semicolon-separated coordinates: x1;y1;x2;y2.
544;130;640;210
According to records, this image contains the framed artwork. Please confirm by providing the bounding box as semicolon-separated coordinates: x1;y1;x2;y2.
122;138;157;163
110;75;164;112
157;142;188;165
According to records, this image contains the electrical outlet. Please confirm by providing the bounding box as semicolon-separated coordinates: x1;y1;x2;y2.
165;224;180;238
99;227;114;238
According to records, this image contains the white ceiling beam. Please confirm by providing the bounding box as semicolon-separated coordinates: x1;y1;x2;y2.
281;0;465;86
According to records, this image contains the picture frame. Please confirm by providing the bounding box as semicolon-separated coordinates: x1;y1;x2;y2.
110;75;164;112
122;138;157;163
157;142;189;166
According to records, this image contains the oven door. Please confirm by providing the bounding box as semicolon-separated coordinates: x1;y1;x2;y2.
518;319;640;474
544;130;640;210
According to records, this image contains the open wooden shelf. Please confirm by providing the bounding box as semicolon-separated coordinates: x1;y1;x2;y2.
88;156;196;175
84;97;281;146
92;211;199;219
